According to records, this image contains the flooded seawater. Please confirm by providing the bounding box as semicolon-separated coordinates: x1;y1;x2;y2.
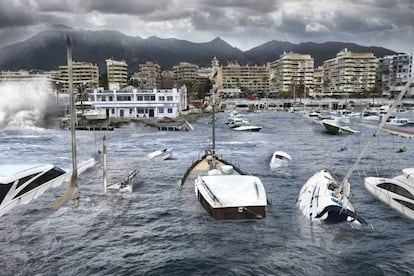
1;111;414;275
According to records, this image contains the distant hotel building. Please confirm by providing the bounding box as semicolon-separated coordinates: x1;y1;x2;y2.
377;53;413;97
220;62;269;97
58;61;99;92
269;53;314;97
322;48;377;97
138;61;161;89
87;85;187;119
106;58;128;90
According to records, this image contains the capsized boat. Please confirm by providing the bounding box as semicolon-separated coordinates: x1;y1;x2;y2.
270;151;291;170
147;149;172;160
0;164;67;217
297;169;366;225
321;118;359;135
297;74;414;226
365;168;414;220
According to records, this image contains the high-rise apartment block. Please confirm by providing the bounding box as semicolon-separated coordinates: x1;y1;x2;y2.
106;58;128;90
322;48;377;97
174;62;199;82
269;53;314;97
220;62;270;95
58;61;99;92
138;61;161;89
377;53;413;97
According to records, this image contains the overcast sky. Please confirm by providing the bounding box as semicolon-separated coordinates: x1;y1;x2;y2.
0;0;413;53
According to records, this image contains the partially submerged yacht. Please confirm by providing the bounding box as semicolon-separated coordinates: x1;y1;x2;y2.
0;164;67;217
297;169;366;225
270;151;291;170
179;57;267;220
365;168;414;220
195;167;267;220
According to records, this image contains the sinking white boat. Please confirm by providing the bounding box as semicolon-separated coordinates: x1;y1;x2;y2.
179;57;267;220
231;124;262;132
321;118;359;134
147;149;172;160
0;164;67;217
270;151;291;169
365;168;414;220
195;165;267;220
297;169;366;225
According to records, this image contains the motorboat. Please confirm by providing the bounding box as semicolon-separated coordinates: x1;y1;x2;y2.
270;151;291;170
321;118;359;134
0;164;67;217
297;74;414;227
231;124;262;132
147;149;172;160
179;57;267;220
364;168;414;219
195;166;267;220
82;108;107;120
386;117;414;127
297;169;366;225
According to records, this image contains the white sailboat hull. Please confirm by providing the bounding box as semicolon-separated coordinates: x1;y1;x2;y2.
297;169;365;225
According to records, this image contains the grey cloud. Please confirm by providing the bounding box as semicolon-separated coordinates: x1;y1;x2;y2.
83;0;172;15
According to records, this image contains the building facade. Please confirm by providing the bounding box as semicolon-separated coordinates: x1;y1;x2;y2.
220;62;270;96
87;85;187;119
138;61;161;89
106;58;128;90
269;53;314;98
322;48;377;97
377;53;413;97
58;61;99;92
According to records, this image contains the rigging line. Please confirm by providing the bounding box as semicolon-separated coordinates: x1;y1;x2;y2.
338;74;414;196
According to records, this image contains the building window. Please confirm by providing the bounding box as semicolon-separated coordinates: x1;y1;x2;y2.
167;96;173;101
168;108;173;113
109;96;113;101
102;96;106;101
129;109;133;114
111;109;115;114
144;95;151;101
158;107;164;113
159;96;165;101
137;95;143;101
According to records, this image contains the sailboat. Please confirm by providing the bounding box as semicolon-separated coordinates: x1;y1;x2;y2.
179;57;267;220
297;75;414;226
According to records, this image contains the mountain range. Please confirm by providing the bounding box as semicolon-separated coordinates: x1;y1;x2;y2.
0;25;396;73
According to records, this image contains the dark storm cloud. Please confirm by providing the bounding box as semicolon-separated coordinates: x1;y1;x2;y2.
0;1;37;28
0;0;412;52
83;0;172;15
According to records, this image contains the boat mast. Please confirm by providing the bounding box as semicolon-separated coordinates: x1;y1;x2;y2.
51;36;79;209
210;57;219;157
337;75;414;198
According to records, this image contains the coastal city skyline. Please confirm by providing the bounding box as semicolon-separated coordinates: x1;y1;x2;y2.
0;0;413;53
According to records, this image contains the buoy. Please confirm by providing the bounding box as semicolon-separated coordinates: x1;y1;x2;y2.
398;146;407;153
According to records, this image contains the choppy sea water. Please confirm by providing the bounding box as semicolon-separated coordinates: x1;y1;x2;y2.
1;111;414;276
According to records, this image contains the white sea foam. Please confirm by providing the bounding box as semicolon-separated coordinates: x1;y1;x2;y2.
0;78;57;131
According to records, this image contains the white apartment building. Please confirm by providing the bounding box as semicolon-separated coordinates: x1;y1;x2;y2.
322;48;377;97
220;62;270;96
58;61;99;92
377;53;413;97
269;53;314;97
106;58;128;90
86;85;187;119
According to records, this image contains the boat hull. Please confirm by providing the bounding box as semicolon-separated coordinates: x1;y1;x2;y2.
197;190;265;220
365;175;414;220
297;169;365;225
0;165;67;217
